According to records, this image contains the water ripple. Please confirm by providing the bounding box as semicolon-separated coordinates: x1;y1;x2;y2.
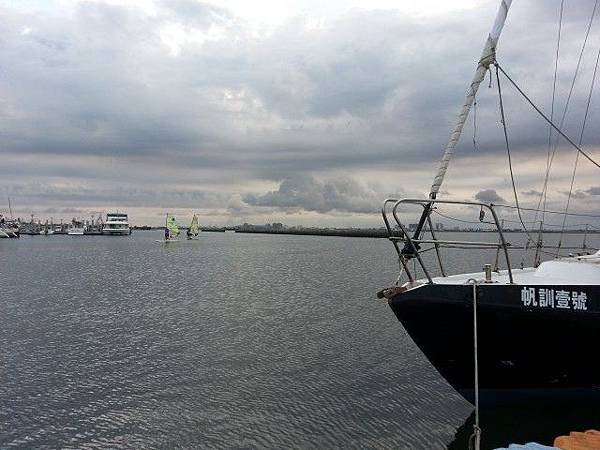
9;232;560;448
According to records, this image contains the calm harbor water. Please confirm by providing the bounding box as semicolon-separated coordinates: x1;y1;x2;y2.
1;231;599;449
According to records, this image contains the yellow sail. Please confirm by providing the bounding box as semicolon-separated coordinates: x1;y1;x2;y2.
166;214;180;238
189;214;200;236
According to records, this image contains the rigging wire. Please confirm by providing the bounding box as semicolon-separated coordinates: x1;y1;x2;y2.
531;0;598;234
494;203;600;218
545;0;598;174
432;208;599;229
558;44;600;253
495;2;599;260
539;0;600;209
495;63;600;170
537;0;565;228
432;209;495;226
494;64;536;247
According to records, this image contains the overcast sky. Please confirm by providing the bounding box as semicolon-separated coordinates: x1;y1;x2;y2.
2;0;600;227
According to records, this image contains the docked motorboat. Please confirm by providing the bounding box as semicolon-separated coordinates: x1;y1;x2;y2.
68;220;85;235
102;212;130;236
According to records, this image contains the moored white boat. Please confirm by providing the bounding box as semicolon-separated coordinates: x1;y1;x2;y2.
102;212;130;236
68;219;85;235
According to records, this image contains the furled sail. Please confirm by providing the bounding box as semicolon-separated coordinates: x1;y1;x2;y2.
166;214;180;238
189;214;200;236
402;0;513;256
429;0;512;198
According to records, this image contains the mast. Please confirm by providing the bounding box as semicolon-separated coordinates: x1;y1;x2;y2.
403;0;513;256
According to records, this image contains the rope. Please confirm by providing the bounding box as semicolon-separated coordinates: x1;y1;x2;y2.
473;97;480;153
495;63;600;170
468;279;481;450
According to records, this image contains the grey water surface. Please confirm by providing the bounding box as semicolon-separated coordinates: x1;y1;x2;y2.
1;231;598;449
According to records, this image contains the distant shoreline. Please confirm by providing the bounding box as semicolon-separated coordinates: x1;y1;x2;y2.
130;226;600;239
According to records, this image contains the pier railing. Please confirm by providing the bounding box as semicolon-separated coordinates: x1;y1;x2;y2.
382;198;514;284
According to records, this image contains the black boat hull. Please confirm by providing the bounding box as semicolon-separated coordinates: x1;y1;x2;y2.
388;283;600;404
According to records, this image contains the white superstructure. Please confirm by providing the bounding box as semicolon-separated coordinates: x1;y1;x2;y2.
102;213;131;236
67;226;85;235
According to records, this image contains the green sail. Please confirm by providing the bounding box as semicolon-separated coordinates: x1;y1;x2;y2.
190;215;200;236
166;214;180;238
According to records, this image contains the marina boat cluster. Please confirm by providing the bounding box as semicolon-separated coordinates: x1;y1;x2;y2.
1;212;131;238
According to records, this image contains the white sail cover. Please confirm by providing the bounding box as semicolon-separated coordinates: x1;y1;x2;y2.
430;0;512;198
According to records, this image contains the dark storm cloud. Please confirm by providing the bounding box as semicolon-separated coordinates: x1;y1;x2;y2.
243;175;389;214
560;189;588;199
586;186;600;195
522;189;543;196
1;0;599;215
474;189;506;203
2;180;226;208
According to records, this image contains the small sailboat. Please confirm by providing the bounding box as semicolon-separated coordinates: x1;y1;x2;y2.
187;214;200;240
156;213;181;243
